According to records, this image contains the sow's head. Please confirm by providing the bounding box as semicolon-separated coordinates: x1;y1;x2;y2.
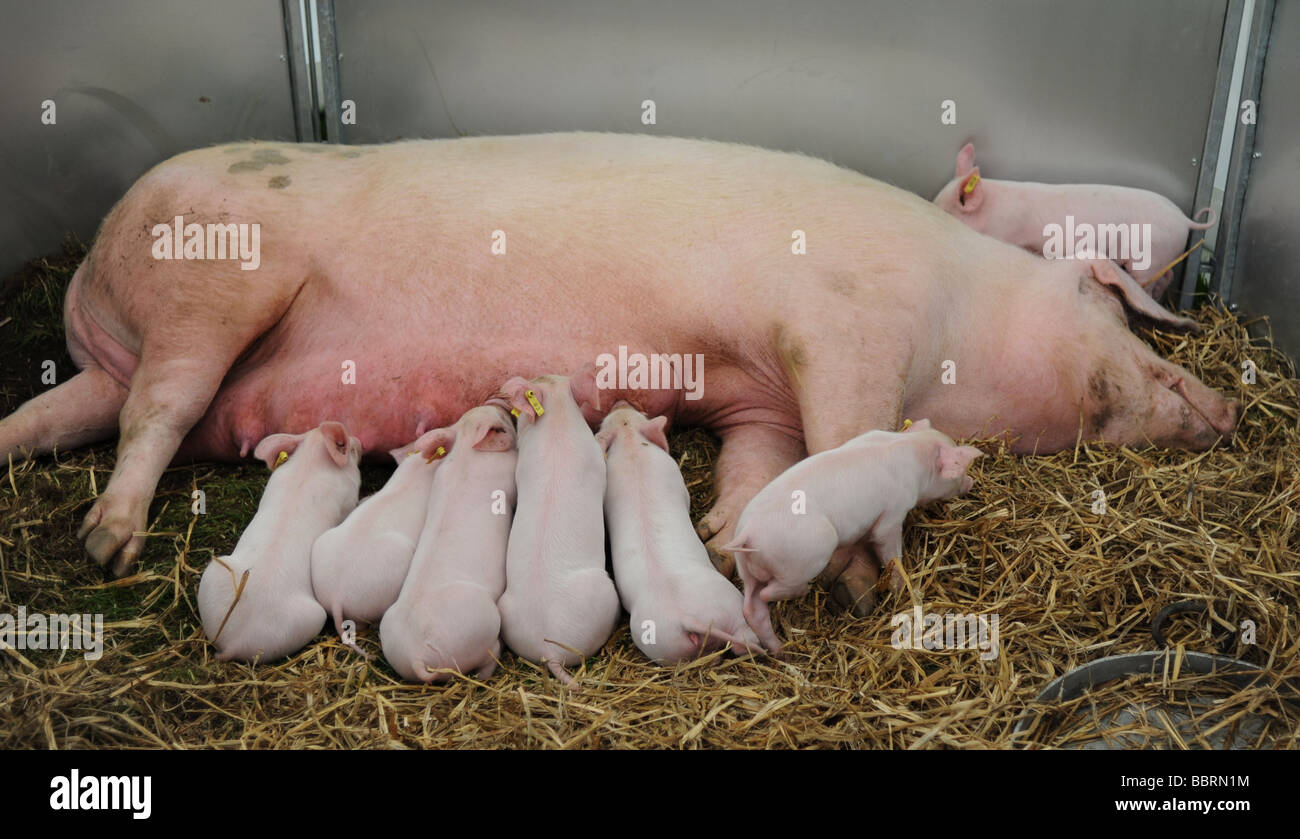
1035;260;1241;452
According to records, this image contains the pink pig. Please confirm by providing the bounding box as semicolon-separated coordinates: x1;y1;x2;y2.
198;421;362;662
496;374;620;686
726;420;981;652
933;142;1216;298
310;427;450;658
379;405;517;683
596;404;763;663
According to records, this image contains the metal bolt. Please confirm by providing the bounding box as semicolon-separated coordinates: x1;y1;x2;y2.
1229;302;1239;311
1252;151;1261;159
279;54;286;61
1191;157;1199;166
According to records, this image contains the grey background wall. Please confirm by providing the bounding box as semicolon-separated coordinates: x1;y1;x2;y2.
0;0;296;281
1235;1;1299;356
2;0;1292;356
334;0;1226;205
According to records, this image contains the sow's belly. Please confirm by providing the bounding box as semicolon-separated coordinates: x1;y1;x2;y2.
174;270;774;461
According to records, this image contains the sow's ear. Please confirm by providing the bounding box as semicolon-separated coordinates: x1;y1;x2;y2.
937;444;983;479
1087;261;1201;334
253;432;303;470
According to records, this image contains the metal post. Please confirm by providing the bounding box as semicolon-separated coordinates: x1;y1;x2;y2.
1212;0;1275;307
282;0;319;142
1179;0;1247;311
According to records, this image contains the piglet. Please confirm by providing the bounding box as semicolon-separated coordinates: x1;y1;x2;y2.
380;406;518;682
496;373;620;686
198;421;362;662
310;428;449;657
725;419;981;652
933;142;1216;298
597;404;762;663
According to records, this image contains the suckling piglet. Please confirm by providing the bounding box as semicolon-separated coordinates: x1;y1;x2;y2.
597;404;762;663
198;421;362;662
496;373;620;686
726;419;981;652
380;406;518;682
310;427;450;657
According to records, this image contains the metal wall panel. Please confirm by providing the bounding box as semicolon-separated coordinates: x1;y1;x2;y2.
335;0;1227;204
1234;0;1299;358
0;0;297;279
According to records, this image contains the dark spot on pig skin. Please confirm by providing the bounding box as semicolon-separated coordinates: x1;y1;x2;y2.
821;270;857;299
1087;370;1116;431
226;149;291;173
268;175;291;189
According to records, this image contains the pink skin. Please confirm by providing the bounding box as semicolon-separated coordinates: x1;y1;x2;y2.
726;421;981;653
0;135;1239;616
379;406;517;683
596;404;763;664
309;427;449;658
197;421;362;663
933;142;1217;298
496;374;620;687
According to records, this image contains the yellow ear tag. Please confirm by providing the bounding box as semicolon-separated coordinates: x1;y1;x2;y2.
425;445;446;463
273;450;289;470
963;173;980;194
525;390;545;417
901;418;913;430
510;407;520;418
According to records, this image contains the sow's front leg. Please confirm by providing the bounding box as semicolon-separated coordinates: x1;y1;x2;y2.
696;423;804;577
793;330;908;616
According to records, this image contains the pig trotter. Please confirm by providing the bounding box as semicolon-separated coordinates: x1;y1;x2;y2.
822;542;882;618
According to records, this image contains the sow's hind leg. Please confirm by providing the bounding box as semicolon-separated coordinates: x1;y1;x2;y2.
76;265;306;577
0;367;126;457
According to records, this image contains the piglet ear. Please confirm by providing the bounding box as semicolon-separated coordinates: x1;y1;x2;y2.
568;363;603;415
958;167;982;212
902;418;932;433
937;444;983;480
471;413;516;452
955;142;976;178
594;426;616;454
319;421;353;468
1087;261;1201;334
393;426;456;463
639;415;670;453
253;432;303;471
496;377;540;423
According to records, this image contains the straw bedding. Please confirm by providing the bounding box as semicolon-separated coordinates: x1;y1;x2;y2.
1;241;1296;749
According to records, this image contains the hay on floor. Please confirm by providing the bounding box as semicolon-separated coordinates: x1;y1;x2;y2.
1;244;1297;749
